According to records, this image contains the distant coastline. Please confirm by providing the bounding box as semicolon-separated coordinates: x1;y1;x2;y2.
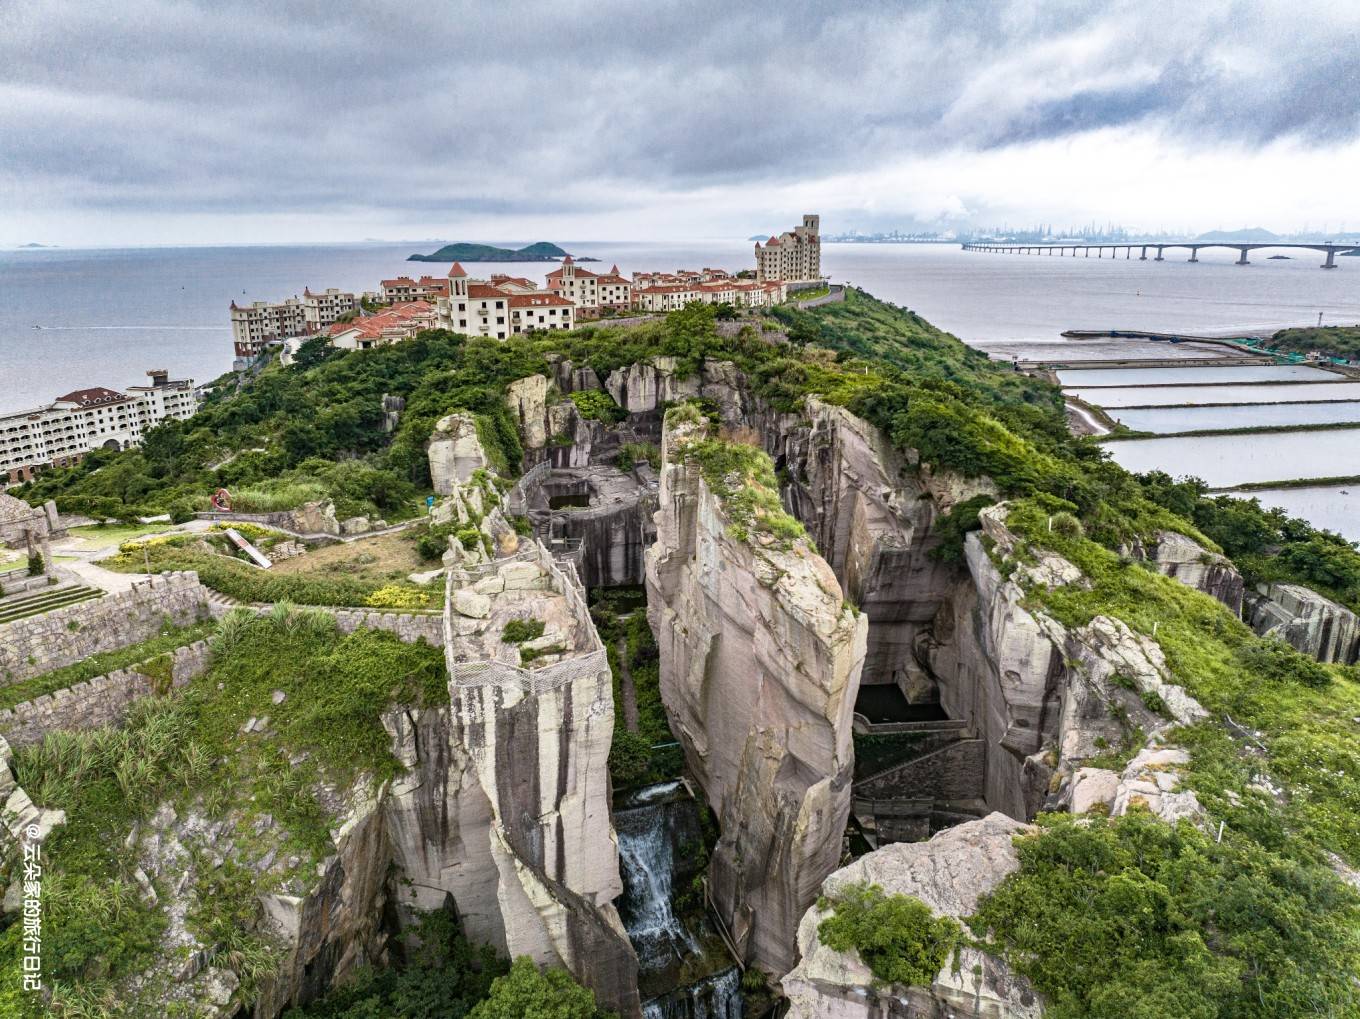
408;241;599;263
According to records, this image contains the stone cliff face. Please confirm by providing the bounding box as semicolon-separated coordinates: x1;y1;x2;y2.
921;506;1208;820
1247;582;1360;665
645;411;867;975
1129;530;1244;614
782;812;1042;1019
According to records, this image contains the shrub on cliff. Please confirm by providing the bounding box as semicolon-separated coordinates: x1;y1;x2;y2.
468;957;611;1019
970;811;1360;1019
816;882;961;987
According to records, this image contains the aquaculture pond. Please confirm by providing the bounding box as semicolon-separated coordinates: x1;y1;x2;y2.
1221;484;1360;542
1111;400;1360;433
1057;364;1340;387
1101;427;1360;487
1070;381;1360;408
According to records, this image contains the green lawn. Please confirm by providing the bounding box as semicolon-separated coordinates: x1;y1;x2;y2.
69;522;174;548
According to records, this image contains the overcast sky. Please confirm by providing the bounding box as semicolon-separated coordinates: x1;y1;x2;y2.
3;0;1359;247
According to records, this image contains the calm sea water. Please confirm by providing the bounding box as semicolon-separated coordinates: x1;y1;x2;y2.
5;240;1360;416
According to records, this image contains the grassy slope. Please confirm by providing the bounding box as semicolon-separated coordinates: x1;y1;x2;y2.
0;609;446;1015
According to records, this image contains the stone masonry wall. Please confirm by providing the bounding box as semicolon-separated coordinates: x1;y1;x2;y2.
0;571;210;685
0;640;212;747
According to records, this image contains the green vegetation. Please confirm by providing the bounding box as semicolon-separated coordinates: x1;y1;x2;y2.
1270;325;1360;362
970;812;1360;1019
469;956;614;1019
281;910;508;1019
0;608;449;1012
102;533;439;609
501;618;546;644
817;883;961;987
614;442;660;472
408;241;572;263
1138;472;1360;612
669;423;807;548
568;389;627;423
0;620;215;710
590;587;681;788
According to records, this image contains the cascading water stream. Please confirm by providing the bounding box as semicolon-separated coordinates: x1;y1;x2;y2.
615;782;744;1018
617;805;699;965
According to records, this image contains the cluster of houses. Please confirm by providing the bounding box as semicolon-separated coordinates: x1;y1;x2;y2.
231;215;822;364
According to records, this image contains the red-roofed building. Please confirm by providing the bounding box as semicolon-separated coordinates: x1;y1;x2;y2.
326;301;436;353
1;370;199;483
381;276;451;304
755;214;821;282
546;256;630;318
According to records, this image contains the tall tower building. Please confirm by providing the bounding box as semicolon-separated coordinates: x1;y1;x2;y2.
754;214;821;282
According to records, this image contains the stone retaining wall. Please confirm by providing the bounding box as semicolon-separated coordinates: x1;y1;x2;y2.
0;640;213;747
0;571;210;686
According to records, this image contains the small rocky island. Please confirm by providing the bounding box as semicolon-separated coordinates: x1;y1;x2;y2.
407;240;598;262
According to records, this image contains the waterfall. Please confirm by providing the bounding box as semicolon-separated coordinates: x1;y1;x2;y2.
616;783;744;1018
642;968;743;1019
617;803;700;966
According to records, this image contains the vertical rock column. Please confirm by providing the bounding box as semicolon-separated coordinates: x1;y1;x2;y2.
645;412;868;975
385;545;641;1017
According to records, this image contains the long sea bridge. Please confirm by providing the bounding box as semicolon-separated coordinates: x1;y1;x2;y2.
962;240;1359;268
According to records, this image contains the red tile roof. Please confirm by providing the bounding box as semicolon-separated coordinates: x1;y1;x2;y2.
58;387;129;407
467;283;511;299
448;262;468;278
329;301;433;339
509;293;573;308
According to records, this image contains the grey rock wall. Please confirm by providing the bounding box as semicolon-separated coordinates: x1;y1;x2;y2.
0;639;212;747
1247;582;1360;664
0;571;209;685
646;412;867;975
782;812;1042;1019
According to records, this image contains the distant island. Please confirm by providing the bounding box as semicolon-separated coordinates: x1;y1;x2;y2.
407;241;597;262
19;242;54;248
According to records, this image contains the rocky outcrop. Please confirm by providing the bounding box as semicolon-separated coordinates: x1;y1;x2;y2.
1246;582;1360;664
531;465;658;587
922;506;1207;820
385;545;640;1016
1066;744;1202;823
1131;530;1243;614
766;397;993;696
645;412;867;974
782;812;1042;1019
427;412;489;494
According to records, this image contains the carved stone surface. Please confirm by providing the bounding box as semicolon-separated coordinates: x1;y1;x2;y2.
645;413;867;975
783;812;1043;1019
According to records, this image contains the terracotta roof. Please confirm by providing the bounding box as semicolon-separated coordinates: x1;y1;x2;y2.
448;262;468;278
509;293;573;308
767;236;780;244
610;264;620;274
467;283;512;299
58;387;129;407
329;301;433;339
561;254;573;265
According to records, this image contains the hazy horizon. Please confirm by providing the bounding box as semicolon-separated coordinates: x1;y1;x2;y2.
4;0;1359;247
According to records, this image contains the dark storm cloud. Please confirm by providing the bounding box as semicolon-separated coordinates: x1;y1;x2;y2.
1;0;1357;219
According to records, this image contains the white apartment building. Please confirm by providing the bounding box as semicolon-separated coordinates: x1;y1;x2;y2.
230;289;360;360
545;257;631;317
302;287;360;332
435;263;575;339
230;297;307;359
380;275;450;304
755;214;822;282
0;370;200;485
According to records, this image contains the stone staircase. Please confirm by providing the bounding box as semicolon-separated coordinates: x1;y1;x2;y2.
0;584;103;625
